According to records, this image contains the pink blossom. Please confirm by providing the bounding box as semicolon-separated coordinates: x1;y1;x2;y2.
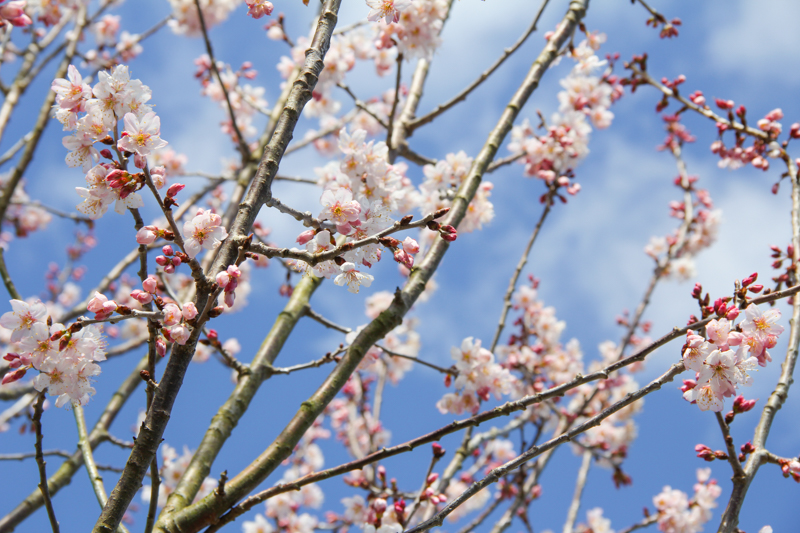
245;0;273;18
319;188;361;235
182;208;228;258
167;324;190;345
51;65;92;111
402;236;419;254
143;275;158;294
117;112;168;156
366;0;412;24
182;302;198;320
130;289;153;305
0;299;48;342
136;225;158;244
162;303;181;326
296;229;316;245
87;292;117;319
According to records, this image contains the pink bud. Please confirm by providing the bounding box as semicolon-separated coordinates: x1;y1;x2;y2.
402;237;419;254
441;232;457;242
373;498;387;514
393;249;414;269
726;307;740;320
224;291;235;308
155;255;168;266
172;256;181;266
296;229;316;245
216;270;231;288
134;154;147;169
1;367;26;385
426;473;439;485
156;337;167;357
162;245;174;256
182;302;198;320
167;183;185;198
131;289;153;305
143;275;158;293
432;442;445;457
136;226;158;245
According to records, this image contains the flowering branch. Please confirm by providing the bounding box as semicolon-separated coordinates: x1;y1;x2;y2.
717;163;800;532
248;208;448;265
0;247;21;300
0;357;147;531
192;0;250;161
405;362;686;533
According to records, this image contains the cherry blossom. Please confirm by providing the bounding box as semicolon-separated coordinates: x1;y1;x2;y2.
117;112;168;156
334;262;374;293
182;208;228;258
365;0;411;24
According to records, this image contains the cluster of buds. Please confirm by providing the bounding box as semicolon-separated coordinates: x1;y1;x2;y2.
778;457;800;482
105;168;145;199
645;13;681;38
694;444;728;462
769;244;797;296
155;245;187;274
425;220;457;242
0;1;31;27
216;265;242;308
378;235;419;270
724;394;757;424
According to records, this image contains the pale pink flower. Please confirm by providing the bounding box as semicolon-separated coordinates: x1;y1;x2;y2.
52;65;92;111
182;302;198;320
162;303;182;326
0;299;47;342
87;292;117;319
333;262;373;293
366;0;411;24
319;188;361;234
182;208;228;258
245;0;273;18
167;324;190;345
117;112;168;156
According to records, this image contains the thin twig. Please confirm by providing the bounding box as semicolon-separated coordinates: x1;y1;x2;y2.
490;187;555;352
0;246;21;299
562;450;592;533
407;0;551;131
193;0;251;161
33;391;60;533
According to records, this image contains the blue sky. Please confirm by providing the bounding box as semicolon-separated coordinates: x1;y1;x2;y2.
1;0;799;532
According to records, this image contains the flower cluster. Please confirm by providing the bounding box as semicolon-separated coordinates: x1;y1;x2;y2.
418;151;494;238
195;55;268;143
437;337;514;415
1;299;106;407
375;0;447;60
682;303;782;412
643;175;721;282
51;65;169;219
142;444;218;508
182;208;228;259
508;32;622;197
165;0;241;36
651;468;721;533
288;128;419;292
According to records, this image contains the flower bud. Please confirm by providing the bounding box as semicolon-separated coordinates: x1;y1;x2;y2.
402;237;419;254
136;226;158;245
296;229;315;245
142;275;158;294
166;183;185;198
182;302;198;320
162;245;174;256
